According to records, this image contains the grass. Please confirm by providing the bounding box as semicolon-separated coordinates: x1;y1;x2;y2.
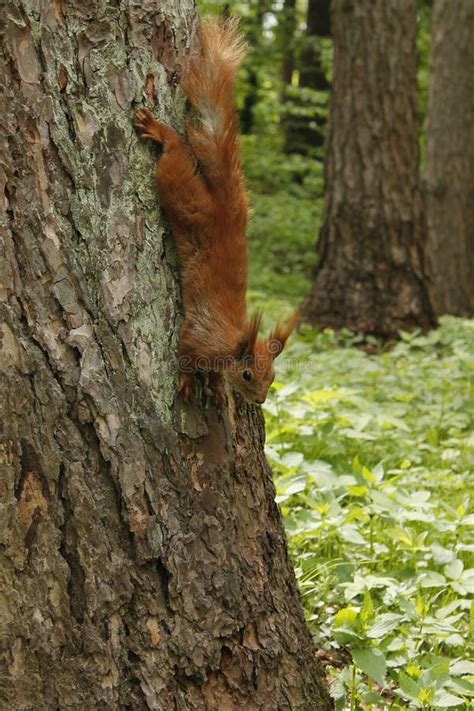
244;139;474;709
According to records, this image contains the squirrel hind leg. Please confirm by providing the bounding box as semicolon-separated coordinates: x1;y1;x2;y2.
205;371;227;409
134;108;175;145
178;371;194;402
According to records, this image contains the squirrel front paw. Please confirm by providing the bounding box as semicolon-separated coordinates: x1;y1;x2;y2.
133;108;164;143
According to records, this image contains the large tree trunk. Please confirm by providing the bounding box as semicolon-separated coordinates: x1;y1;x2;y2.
302;0;435;337
0;2;331;709
425;0;474;317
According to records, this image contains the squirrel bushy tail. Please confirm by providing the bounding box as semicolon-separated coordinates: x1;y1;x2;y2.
183;17;248;222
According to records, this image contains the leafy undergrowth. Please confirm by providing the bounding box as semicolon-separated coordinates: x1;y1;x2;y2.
264;318;474;710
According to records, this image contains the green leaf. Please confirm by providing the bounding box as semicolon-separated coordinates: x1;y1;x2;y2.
431;543;455;565
352;647;386;685
419;570;447;588
280;452;304;468
445;559;464;580
398;671;422;701
347;485;368;497
436;600;463;619
367;613;404;639
421;658;450;687
333;608;363;644
433;690;465;707
361;465;376;483
396;595;419;621
334;607;358;628
275;474;307;503
450;660;474;676
443;633;466;647
360;589;374;625
329;672;345;701
361;691;385;705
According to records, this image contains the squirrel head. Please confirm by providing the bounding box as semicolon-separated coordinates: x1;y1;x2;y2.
226;312;298;404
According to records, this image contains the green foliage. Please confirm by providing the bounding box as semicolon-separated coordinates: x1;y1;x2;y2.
263;318;474;709
243;133;323;302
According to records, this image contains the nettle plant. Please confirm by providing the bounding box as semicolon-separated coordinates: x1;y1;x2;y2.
264;317;474;710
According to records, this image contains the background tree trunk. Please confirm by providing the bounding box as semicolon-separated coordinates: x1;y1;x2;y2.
299;0;330;92
0;1;331;709
279;0;298;86
283;0;331;154
302;0;435;337
240;0;272;135
425;0;474;317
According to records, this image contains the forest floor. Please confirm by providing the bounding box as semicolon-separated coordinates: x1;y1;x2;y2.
244;137;474;710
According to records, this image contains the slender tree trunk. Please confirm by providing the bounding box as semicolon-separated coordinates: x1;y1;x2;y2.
283;0;330;154
425;0;474;316
302;0;435;337
299;0;330;91
280;0;298;86
240;0;272;135
0;2;332;709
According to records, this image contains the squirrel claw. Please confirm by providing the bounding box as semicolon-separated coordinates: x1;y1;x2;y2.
133;109;163;143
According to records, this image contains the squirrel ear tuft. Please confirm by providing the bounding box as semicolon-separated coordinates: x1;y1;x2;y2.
235;311;262;360
235;337;250;361
268;311;299;359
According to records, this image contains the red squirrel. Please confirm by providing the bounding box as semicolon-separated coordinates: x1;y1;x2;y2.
134;17;296;405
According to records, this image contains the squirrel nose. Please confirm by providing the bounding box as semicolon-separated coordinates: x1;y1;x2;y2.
256;398;265;405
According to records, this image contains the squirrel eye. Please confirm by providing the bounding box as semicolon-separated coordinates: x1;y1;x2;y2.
242;370;252;382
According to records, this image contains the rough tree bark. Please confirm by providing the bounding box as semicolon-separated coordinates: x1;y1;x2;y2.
0;1;332;709
425;0;474;317
302;0;435;337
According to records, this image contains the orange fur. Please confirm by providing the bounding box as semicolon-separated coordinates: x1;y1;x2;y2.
134;17;296;404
